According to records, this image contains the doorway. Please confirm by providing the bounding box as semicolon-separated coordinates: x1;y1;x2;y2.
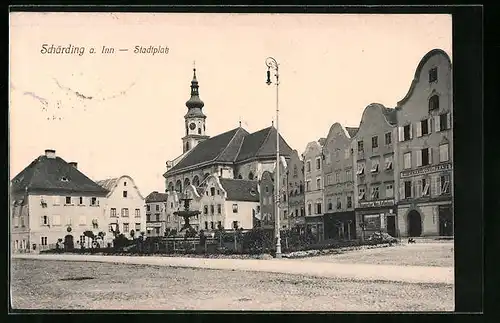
407;210;422;237
64;234;74;250
386;215;396;237
439;206;454;236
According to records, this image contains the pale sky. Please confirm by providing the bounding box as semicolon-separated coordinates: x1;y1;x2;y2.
9;12;452;196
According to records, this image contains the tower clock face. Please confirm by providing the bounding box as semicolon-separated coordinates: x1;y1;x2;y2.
189;123;196;130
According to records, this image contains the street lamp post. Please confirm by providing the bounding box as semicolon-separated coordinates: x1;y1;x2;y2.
266;56;282;258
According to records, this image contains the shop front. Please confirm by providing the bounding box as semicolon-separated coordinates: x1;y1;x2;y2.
323;211;356;240
355;199;397;240
305;216;324;242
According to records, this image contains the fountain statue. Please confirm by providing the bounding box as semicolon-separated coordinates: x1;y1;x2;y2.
173;194;201;232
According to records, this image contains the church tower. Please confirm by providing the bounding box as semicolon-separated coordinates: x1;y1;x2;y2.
182;66;209;153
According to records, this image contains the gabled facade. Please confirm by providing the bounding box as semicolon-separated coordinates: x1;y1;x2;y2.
322;123;357;240
285;150;306;230
352;104;399;239
302;140;325;241
10;149;109;252
395;49;453;237
97;175;146;242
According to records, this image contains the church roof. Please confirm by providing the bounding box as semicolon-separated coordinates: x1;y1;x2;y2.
11;152;108;195
219;178;259;202
164;126;294;177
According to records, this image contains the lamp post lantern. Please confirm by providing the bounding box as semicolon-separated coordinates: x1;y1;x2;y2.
265;56;282;258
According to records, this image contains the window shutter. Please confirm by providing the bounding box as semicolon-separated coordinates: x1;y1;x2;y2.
436;176;442;195
427;118;433;134
416;150;422;167
40;216;43;225
398;127;404;142
446;112;451;130
434;115;441;132
399;181;405;200
428;147;433;164
416;121;422;137
409;123;413;139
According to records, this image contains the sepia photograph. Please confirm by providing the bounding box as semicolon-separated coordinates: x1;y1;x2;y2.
9;11;454;311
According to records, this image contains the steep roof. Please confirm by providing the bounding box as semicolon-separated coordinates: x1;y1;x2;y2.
164;126;295;176
235;126;294;162
345;127;359;138
145;191;169;203
165;127;248;175
11;155;108;195
219;178;259;202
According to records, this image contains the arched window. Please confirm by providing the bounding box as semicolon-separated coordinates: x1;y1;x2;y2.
429;95;440;111
175;180;182;193
198;128;201;135
238;174;243;179
184;178;191;187
248;172;254;180
167;182;174;192
192;176;200;187
185;142;190;151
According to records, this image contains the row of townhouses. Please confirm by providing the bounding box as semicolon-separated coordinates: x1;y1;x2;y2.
147;48;453;241
10;48;453;252
10;151;147;252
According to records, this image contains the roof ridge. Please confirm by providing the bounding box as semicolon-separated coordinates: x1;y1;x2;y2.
233;128;248;162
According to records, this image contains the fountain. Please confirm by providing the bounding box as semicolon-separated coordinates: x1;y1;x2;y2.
173;195;201;232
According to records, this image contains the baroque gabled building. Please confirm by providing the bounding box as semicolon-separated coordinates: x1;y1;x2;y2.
395;49;453;237
10;149;109;252
352;103;399;239
284;150;306;230
322;123;358;240
144;191;169;237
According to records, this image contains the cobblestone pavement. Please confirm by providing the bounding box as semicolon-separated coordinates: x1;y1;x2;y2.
10;259;454;311
13;252;453;285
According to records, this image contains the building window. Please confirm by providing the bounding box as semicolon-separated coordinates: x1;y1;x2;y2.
41;237;48;246
217;221;222;229
210;205;215;214
429;67;438;83
204;221;208;230
371;136;378;149
403;124;412;141
403;152;412;169
156;205;160;211
170;202;174;208
316;178;321;190
122;223;129;233
438;113;451;131
155;214;160;221
92;219;98;229
307;203;312;215
371;186;380;199
123;191;128;198
217;204;222;214
357;162;365;175
417;119;430;137
385;156;393;170
386;184;394;198
41;215;48;226
65;196;72;205
135;223;141;231
417;148;432;167
370;159;380;173
135;209;140;217
358;187;366;200
121;208;129;217
346;169;352;182
385;132;392;145
404;181;412;198
306;161;311;172
146;205;150;211
306;180;311;192
347;196;352;208
232;204;238;213
146;214;151;222
429;95;439;111
336;197;342;210
203;205;208;214
248;172;254;180
357;140;364;152
91;197;97;206
316;157;321;170
53;196;61;205
79;197;83;205
210;187;215;196
345;148;350;159
233;221;239;229
155;227;161;235
316;203;322;214
439;143;449;162
210;221;214;229
441;175;451;194
327;199;332;210
52;215;61;226
422;178;430;196
110;208;117;217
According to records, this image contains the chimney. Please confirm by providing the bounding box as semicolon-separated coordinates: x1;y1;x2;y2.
69;162;78;169
45;149;56;159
